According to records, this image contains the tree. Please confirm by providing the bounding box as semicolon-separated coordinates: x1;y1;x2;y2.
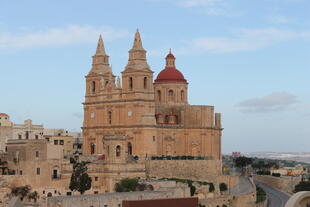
115;178;139;192
209;183;215;192
69;160;92;194
294;181;310;193
219;183;228;192
11;185;31;201
234;156;253;168
28;191;38;202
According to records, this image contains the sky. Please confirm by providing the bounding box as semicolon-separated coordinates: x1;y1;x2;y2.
0;0;309;153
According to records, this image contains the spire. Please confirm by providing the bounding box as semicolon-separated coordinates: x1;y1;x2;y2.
132;29;144;50
89;34;112;75
95;34;106;55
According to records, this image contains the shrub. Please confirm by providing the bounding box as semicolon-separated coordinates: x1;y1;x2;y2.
190;185;196;196
256;184;266;203
115;178;139;192
294;181;310;193
272;173;281;177
219;183;228;192
209;183;215;192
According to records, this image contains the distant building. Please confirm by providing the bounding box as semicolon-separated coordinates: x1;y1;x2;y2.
232;152;241;158
0;113;12;152
0;114;82;155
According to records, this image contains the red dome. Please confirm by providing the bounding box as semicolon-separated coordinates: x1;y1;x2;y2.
166;53;175;59
155;67;187;83
0;113;9;117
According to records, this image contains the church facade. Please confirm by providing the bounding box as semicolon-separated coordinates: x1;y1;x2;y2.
82;31;223;160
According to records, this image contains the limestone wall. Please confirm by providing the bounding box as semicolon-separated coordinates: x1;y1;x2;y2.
44;190;183;207
145;160;222;181
254;175;301;194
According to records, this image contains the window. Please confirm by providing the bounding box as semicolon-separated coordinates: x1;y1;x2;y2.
168;90;174;101
129;77;133;90
108;111;112;124
157;90;161;102
181;90;185;102
43;190;45;194
20;170;22;175
91;143;95;154
116;145;121;157
59;140;64;145
36;168;40;175
143;77;148;89
91;81;96;93
53;169;58;179
35;151;39;158
18;134;22;140
35;135;39;139
94;191;98;194
66;192;72;196
25;131;29;139
54;140;58;145
95;177;98;181
127;142;132;155
153;136;156;141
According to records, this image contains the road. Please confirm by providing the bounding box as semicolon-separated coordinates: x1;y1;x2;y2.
255;181;290;207
230;177;254;195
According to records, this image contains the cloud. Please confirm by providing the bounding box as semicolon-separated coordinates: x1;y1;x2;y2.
0;25;128;51
177;0;239;16
150;27;310;56
269;16;292;24
237;92;298;113
175;27;309;54
178;0;223;7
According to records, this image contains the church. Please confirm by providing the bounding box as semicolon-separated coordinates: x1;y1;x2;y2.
82;30;223;161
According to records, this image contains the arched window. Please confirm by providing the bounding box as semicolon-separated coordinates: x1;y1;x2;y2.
108;111;112;124
157;90;161;102
128;142;132;155
168;90;174;101
91;81;96;93
90;143;95;154
181;90;185;102
116;145;121;157
143;77;148;89
129;77;133;90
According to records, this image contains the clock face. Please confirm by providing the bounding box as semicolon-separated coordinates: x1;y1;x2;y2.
128;110;132;117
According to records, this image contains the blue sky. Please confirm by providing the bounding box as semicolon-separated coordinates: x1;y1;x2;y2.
0;0;309;153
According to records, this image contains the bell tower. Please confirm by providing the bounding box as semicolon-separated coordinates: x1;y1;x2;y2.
121;30;154;97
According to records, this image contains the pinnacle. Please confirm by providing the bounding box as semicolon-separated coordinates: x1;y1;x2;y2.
95;34;107;55
132;29;144;50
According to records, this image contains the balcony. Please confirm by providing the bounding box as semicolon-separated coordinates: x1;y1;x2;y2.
51;174;61;180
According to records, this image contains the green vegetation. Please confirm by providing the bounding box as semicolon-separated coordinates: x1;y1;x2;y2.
219;183;228;192
234;156;253;168
294;181;310;192
10;185;38;202
256;170;271;175
209;183;215;192
159;178;214;196
256;185;267;203
272;173;281;177
69;159;92;194
252;160;279;170
115;178;154;192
